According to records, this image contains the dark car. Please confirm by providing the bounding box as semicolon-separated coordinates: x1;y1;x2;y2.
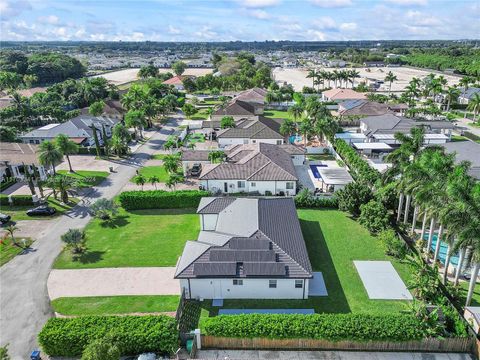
190;163;202;177
0;213;11;224
26;206;56;217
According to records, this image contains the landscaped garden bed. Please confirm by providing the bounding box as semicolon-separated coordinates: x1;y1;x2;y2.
0;236;33;266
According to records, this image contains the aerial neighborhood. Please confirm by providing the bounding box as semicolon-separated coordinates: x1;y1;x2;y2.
0;35;480;360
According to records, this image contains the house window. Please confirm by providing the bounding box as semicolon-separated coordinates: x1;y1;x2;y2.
237;181;246;188
251;182;256;187
276;140;283;145
29;140;34;144
233;279;243;286
286;182;294;190
295;280;303;289
269;280;277;288
252;140;256;143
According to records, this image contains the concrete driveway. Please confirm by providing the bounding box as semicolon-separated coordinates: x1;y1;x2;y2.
0;219;59;240
0;115;182;359
47;267;179;299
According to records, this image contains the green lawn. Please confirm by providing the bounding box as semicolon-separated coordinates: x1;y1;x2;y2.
1;198;79;221
0;237;33;266
130;166;170;183
198;209;412;318
451;135;470;142
152;154;167;160
190;108;212;120
186;133;205;144
53;208;199;269
307;154;336;161
458;281;480;307
57;170;110;187
264;110;295;121
51;295;180;315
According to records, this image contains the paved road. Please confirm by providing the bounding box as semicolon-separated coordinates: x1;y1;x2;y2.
0;119;178;359
455;117;480;137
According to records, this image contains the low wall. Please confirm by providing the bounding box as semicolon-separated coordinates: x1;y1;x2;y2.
202;336;474;354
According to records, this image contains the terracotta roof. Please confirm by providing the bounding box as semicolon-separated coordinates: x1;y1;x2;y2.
162;75;186;85
322;88;366;101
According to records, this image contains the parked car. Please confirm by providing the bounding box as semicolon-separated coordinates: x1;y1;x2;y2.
190;163;202;177
0;213;11;224
26;206;56;217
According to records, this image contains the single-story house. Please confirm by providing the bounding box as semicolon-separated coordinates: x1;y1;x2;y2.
0;142;48;181
181;150;212;174
199;143;302;196
216;117;285;148
437;141;480;180
175;197;313;300
337;100;407;117
359;114;453;144
458;87;480;105
321;88;367;103
80;100;125;120
363;61;385;67
162;75;191;91
210;100;257;121
20;115;120;146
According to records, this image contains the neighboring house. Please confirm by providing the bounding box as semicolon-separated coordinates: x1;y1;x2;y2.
20;115;119;146
162;75;191;90
458;87;480;105
321;89;367;102
359;114;453;144
363;61;385;67
80;100;125;119
181;150;212;174
199;143;303;196
337;100;408;117
0;142;48;181
210;100;257;121
216;117;285;148
175;197;313;300
233;87;267;115
438;141;480;180
464;307;480;334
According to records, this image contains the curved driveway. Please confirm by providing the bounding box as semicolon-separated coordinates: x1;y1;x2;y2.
0;119;178;359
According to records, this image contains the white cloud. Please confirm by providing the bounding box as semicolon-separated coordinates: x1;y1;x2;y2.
278;23;302;31
0;0;31;17
309;0;352;8
305;29;326;41
194;26;217;40
248;9;271;19
385;0;428;5
241;0;280;8
339;22;357;31
168;25;181;34
312;16;337;30
38;15;59;24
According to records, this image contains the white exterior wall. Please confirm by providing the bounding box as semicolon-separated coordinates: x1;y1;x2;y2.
180;278;309;300
218;138;284;148
290;155;305;166
200;214;218;231
200;179;296;196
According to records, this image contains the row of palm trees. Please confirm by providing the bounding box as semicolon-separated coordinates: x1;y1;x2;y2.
306;68;361;90
388;127;479;306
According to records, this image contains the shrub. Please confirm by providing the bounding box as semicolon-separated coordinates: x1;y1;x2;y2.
359;200;391;234
82;337;120;360
294;189;338;208
336;182;373;216
118;190;209;210
203;313;432;341
0;194;34;206
38;315;178;357
378;229;407;259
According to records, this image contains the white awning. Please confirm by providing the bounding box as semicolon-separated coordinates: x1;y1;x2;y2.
335;132;367;140
354;142;392;150
318;168;354;185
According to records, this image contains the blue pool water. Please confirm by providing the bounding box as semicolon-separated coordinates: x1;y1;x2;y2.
289;135;302;144
423;234;459;266
309;164;328;179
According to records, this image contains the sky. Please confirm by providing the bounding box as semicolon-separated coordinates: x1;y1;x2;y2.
0;0;479;42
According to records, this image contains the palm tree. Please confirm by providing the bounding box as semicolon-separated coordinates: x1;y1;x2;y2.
149;175;160;189
306;69;318;89
163;153;181;173
125;110;146;139
444;86;460;112
459;76;471;94
315;116;338;144
288;104;304;122
5;224;18;247
467;93;480;123
279;119;297;141
55;134;78;173
384;71;398;96
349;70;360;88
166;173;183;191
134;174;146;190
61;228;85;254
298;118;313;147
38;141;62;175
110;134;127;157
45;175;77;203
208;150;226;164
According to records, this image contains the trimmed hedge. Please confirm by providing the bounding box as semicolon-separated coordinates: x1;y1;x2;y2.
38;315;178;357
118;190;210;210
294;191;338;208
0;179;16;192
0;194;34;206
203;314;433;341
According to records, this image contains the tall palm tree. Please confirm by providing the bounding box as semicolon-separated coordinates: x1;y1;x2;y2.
349;70;360;88
384;71;398;96
306;69;318;89
444;86;460;112
163;153;181;174
149;175;160;190
288;104;304;122
298;118;313;147
55;134;78;173
134;174;146;190
38;141;62;175
467;93;480;123
279;119;297;141
45;175;77;203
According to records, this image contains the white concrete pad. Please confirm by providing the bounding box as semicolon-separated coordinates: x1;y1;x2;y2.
354;261;412;300
309;271;328;296
47;267;180;299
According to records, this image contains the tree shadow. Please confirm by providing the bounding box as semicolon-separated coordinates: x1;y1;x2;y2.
99;215;130;228
73;250;106;264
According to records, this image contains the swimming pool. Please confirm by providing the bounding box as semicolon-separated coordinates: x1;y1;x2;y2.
309;164;327;179
423;234;459;266
289;135;302;144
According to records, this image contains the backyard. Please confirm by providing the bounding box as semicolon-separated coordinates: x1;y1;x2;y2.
53;208;199;269
264;110;295;121
198;209;413;318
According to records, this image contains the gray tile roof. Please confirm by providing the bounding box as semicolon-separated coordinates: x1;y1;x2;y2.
199;143;297;181
212;100;255;117
216;117;283;140
438;141;480;179
175;197;313;279
181;150;211;161
235;87;267;105
361;114;454;136
198;197;236;214
0;142;40;165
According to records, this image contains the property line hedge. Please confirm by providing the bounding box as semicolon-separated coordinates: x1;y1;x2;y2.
333;138;380;186
203;314;433;341
38;315;178;357
294;193;338;208
118;190;210;210
0;194;34;206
